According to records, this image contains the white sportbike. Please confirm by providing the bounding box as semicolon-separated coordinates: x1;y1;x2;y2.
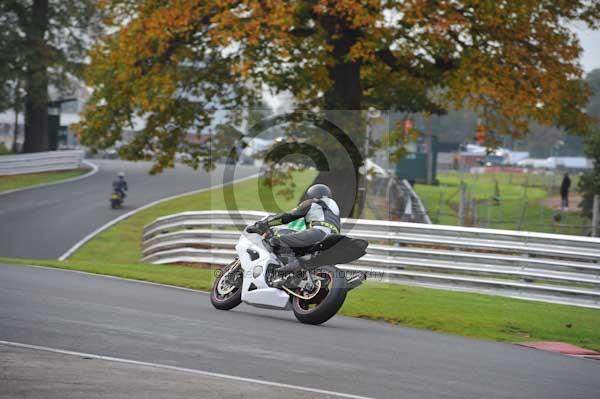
210;220;368;325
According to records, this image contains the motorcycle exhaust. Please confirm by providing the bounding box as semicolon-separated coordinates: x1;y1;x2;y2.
346;272;366;291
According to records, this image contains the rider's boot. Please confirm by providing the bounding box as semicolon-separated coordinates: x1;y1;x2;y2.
276;257;302;274
271;257;302;288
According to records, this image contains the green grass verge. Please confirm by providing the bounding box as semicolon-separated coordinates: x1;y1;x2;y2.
340;282;600;351
0;143;13;155
0;169;89;193
0;257;216;291
2;257;599;351
415;171;589;234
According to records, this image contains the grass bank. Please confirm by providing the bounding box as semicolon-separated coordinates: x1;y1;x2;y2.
0;169;89;193
0;257;216;291
341;282;600;351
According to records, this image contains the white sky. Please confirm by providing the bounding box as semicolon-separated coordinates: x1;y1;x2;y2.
575;27;600;73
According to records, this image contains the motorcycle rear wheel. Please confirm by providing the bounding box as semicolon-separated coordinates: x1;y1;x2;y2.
292;265;347;325
211;259;243;310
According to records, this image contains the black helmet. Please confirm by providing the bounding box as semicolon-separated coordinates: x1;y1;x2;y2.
306;184;332;199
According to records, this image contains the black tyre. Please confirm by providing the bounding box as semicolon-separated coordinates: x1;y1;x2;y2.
292;265;347;325
211;259;243;310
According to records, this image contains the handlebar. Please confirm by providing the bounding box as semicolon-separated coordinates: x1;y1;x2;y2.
246;223;273;238
246;226;260;234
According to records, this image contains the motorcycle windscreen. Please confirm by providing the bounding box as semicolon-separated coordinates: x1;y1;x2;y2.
306;236;368;268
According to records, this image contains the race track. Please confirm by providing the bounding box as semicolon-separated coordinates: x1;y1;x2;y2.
1;159;599;399
1;264;599;399
0;160;256;259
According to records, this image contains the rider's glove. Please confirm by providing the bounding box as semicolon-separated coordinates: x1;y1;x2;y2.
256;220;269;233
248;220;269;234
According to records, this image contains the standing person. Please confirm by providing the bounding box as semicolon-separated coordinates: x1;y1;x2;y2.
560;173;571;210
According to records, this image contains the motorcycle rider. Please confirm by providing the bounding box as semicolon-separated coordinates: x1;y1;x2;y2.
112;172;128;200
251;183;340;274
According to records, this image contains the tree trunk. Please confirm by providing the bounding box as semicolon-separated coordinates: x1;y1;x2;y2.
320;18;365;216
12;80;21;152
22;0;50;153
12;101;19;153
322;19;362;110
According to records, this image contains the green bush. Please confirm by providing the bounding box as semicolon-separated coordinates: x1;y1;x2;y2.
578;131;600;218
0;143;12;155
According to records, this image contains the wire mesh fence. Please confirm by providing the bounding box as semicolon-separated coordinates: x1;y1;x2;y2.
415;171;597;236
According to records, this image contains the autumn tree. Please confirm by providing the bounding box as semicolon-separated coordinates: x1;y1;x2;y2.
79;1;600;172
0;0;104;153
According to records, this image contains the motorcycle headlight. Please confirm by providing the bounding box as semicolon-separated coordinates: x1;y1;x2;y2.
252;266;263;278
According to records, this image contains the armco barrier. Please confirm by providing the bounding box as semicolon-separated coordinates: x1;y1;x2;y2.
0;151;84;176
142;211;600;309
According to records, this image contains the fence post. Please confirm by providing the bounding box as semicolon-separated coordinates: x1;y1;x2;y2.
593;194;599;237
466;188;471;222
518;199;528;231
386;178;394;221
459;183;466;226
436;191;443;224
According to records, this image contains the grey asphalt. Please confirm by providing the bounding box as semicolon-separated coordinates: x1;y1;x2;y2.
0;345;339;399
0;160;256;259
1;264;599;399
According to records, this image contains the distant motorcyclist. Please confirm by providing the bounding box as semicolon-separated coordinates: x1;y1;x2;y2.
112;172;128;200
251;184;340;274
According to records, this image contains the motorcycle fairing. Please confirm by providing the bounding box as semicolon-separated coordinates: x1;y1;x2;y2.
236;232;290;309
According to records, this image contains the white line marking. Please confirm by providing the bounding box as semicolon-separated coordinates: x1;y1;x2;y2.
58;172;259;260
0;340;375;399
0;160;99;197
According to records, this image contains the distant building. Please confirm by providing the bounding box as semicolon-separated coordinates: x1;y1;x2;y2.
517;157;592;171
453;144;530;171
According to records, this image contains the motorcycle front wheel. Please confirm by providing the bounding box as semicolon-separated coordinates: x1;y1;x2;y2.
210;259;243;310
292;265;347;325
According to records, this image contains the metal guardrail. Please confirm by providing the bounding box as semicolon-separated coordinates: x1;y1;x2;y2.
399;179;432;224
141;211;600;309
0;151;84;176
